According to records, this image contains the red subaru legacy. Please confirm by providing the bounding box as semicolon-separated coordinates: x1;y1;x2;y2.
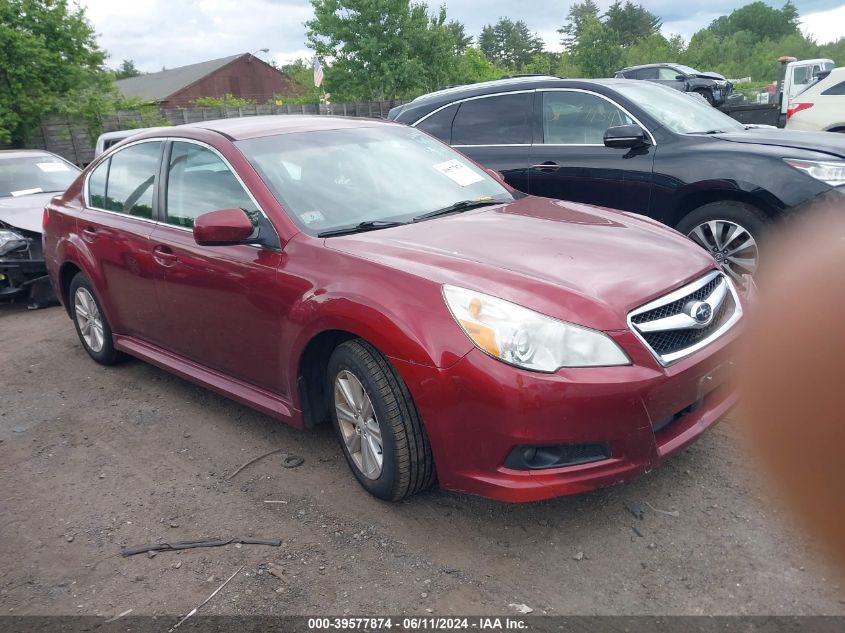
43;116;744;502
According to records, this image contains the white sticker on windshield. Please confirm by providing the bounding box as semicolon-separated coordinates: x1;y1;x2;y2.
36;162;70;173
299;211;325;225
10;187;43;197
433;159;484;187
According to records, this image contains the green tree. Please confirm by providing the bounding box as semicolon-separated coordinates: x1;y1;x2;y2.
306;0;458;100
571;15;622;77
604;1;661;48
478;18;544;69
0;0;114;145
558;0;600;50
114;59;142;79
446;20;472;52
708;2;800;41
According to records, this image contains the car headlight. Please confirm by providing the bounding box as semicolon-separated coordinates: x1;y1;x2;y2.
0;229;28;257
784;159;845;186
442;285;630;372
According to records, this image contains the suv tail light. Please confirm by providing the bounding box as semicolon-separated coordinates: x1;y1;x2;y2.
786;102;813;119
42;208;50;229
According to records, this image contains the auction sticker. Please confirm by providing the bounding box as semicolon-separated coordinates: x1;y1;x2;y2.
433;160;483;187
36;162;70;173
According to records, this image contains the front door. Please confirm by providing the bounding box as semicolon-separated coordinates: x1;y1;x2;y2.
149;140;286;394
528;89;655;212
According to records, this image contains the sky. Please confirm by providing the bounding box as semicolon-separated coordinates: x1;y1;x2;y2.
79;0;845;72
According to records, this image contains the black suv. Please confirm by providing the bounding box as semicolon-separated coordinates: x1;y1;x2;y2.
388;76;845;281
614;63;732;106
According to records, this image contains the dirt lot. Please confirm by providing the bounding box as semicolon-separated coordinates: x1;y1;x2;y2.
1;302;843;619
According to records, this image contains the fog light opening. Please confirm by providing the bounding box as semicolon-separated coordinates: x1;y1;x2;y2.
505;443;610;470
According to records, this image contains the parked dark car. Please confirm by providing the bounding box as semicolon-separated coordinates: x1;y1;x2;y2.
0;150;80;307
614;63;733;106
44;116;744;502
389;77;845;281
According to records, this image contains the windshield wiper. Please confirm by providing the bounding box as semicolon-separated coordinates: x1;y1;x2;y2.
413;199;501;222
317;220;407;238
687;129;727;135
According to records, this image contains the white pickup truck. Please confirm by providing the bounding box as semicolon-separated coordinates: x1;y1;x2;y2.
721;57;836;127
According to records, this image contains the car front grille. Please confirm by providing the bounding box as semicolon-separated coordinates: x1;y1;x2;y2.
628;270;741;365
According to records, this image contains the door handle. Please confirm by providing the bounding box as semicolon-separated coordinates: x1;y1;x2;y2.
531;161;560;172
152;245;178;267
81;226;99;243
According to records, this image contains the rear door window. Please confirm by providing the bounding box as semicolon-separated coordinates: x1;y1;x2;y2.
451;93;533;145
102;141;162;218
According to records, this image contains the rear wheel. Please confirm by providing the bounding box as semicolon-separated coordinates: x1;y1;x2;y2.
69;273;120;365
676;201;768;282
327;339;435;501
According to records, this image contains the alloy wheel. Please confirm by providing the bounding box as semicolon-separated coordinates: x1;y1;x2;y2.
687;219;758;282
74;287;105;353
334;370;383;480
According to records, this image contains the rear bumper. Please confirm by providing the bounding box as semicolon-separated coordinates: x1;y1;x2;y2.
391;323;741;503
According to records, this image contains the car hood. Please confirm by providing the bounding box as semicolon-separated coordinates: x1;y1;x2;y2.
713;128;845;159
694;72;726;82
0;191;54;233
325;197;717;331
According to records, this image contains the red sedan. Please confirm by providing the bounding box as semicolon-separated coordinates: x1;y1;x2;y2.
43;116;743;502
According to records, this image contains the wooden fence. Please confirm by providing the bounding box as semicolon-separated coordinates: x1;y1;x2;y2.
25;100;408;166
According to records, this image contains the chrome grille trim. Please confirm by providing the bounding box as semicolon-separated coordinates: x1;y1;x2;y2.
627;270;742;366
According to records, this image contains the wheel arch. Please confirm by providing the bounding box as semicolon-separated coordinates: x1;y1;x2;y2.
670;187;783;229
58;261;83;317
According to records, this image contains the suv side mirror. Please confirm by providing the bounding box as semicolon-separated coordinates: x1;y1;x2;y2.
675;74;687;81
193;208;255;246
603;125;648;149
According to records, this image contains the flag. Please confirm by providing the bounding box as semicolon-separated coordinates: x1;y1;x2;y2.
313;57;324;88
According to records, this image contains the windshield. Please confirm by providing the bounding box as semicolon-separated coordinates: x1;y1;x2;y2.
0;154;79;198
614;82;745;134
236;125;513;235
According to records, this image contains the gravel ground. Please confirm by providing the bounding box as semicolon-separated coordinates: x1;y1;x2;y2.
1;303;843;619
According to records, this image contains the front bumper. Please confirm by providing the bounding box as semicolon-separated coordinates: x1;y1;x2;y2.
0;257;48;299
391;323;740;503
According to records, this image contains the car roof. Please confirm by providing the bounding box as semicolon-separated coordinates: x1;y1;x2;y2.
177;115;397;141
0;149;63;161
619;63;679;71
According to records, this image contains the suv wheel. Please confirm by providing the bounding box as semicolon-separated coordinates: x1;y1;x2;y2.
69;273;120;365
676;201;767;282
327;339;435;501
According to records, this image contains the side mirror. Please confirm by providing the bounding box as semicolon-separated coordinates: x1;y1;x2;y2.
675;74;687;81
193;208;255;246
485;168;506;183
604;124;648;149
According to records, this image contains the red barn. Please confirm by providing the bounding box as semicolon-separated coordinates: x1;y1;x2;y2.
115;53;295;107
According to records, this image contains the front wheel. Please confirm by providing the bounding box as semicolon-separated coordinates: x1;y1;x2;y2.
327;339;435;501
676;201;768;282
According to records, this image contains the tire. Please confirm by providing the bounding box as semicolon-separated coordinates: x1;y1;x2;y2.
675;201;769;281
327;339;435;501
69;273;121;365
694;88;715;105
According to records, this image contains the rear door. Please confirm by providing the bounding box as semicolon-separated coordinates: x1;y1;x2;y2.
416;91;534;193
80;140;163;337
149;140;287;394
527;89;655;212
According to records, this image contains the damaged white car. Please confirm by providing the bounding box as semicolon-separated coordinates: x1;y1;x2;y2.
0;150;79;307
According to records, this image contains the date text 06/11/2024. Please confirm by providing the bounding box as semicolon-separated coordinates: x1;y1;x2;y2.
307;617;530;630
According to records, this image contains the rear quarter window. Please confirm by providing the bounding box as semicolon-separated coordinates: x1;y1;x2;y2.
822;80;845;96
87;160;108;208
416;104;458;143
